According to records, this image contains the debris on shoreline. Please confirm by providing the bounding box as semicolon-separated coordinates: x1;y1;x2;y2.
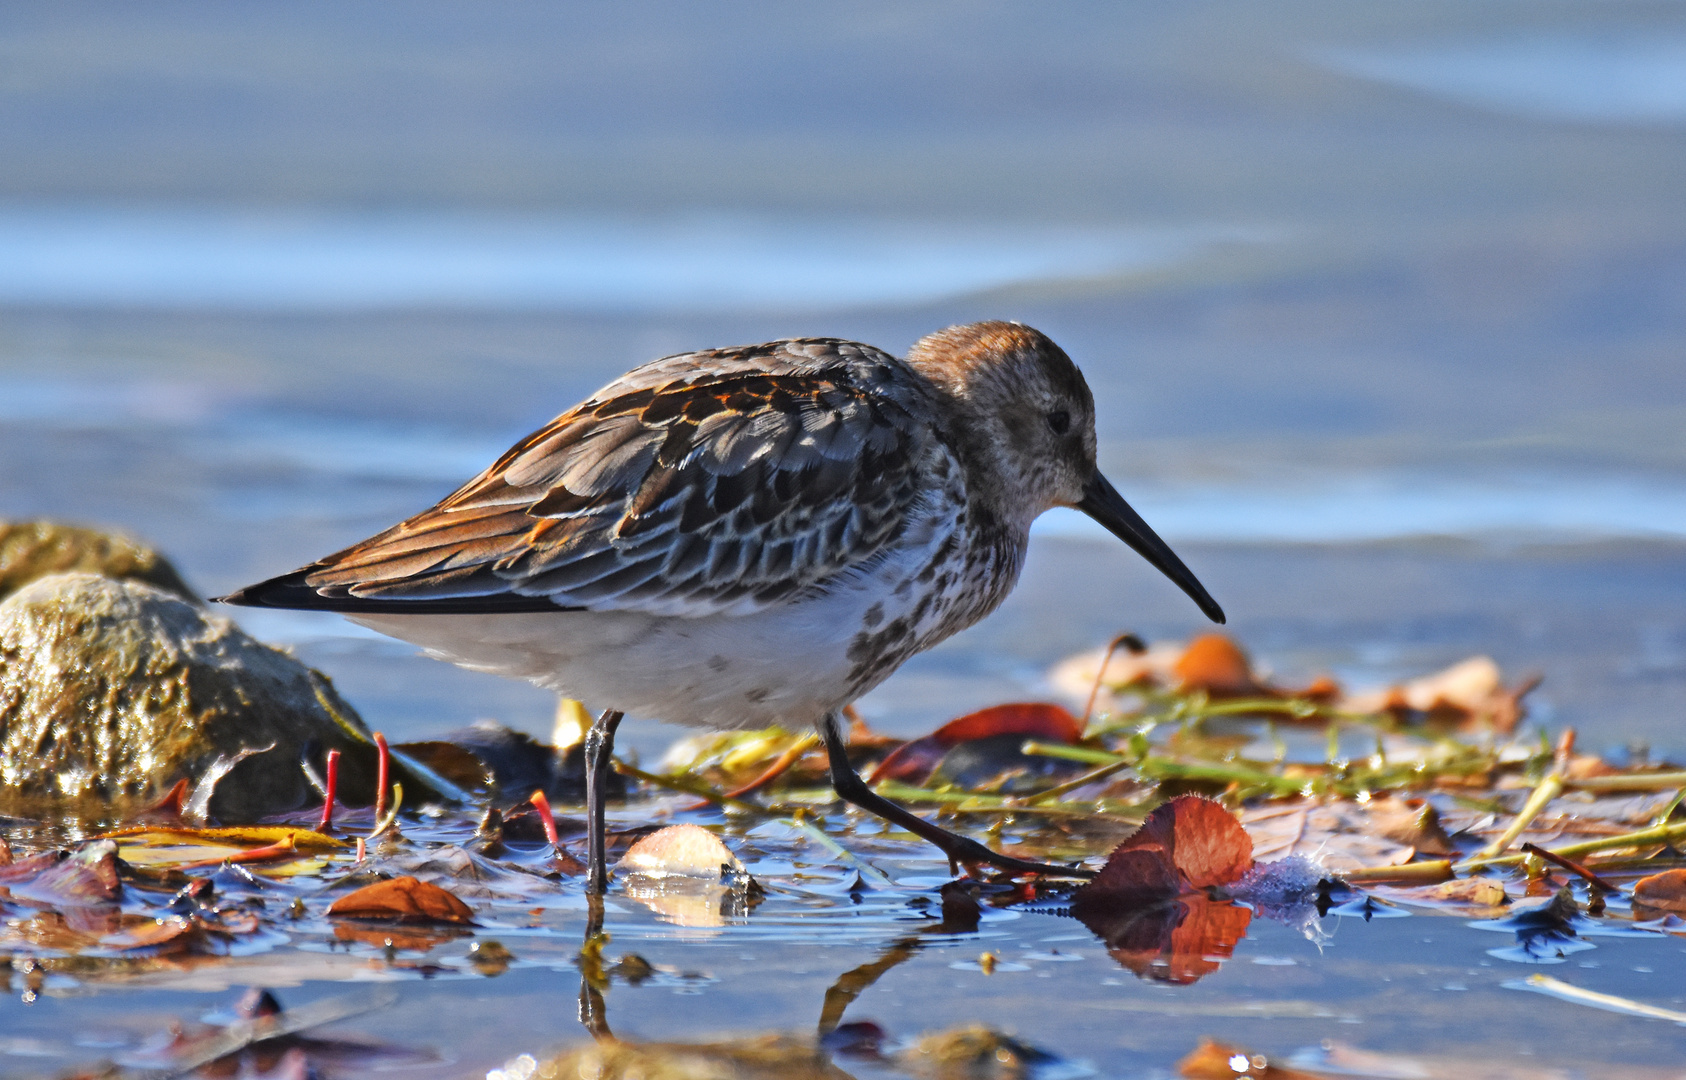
3;525;1685;1076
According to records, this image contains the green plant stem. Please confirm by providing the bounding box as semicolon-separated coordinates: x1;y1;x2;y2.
1566;772;1686;792
1022;759;1133;804
870;779;1139;818
1462;819;1686;870
1019;741;1127;766
614;762;763;812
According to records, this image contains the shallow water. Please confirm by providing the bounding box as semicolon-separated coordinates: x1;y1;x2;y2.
4;805;1686;1079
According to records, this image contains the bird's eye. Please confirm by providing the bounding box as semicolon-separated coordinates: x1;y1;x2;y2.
1046;409;1071;435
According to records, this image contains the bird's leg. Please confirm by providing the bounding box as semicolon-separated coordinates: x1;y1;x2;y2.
820;712;1096;880
584;708;625;895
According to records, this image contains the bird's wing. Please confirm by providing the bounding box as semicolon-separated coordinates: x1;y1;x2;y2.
223;343;935;617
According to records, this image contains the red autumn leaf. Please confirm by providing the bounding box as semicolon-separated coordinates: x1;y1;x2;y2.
1632;868;1686;915
1173;634;1257;695
1079;795;1254;904
1080;846;1183;905
929;702;1082;745
327;876;476;924
1082;893;1253;986
869;702;1081;784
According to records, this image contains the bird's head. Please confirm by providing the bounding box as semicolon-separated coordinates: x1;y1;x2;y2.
908;321;1224;624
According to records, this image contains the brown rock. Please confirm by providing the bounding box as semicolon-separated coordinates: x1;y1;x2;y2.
0;521;195;603
0;573;381;820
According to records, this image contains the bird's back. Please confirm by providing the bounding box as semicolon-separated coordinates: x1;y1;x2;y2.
222;338;952;622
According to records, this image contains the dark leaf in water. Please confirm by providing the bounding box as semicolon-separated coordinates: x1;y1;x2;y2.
937;879;982;932
1469;887;1596;964
869;702;1081;785
1631;868;1686;915
927;733;1088;793
819;1021;885;1057
239;988;285;1020
0;840;121;906
326;875;476;924
391;739;494;797
1079;892;1253;985
866;735;949;785
500;798;586;846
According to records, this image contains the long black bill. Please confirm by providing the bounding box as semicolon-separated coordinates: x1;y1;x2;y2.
1076;471;1226;624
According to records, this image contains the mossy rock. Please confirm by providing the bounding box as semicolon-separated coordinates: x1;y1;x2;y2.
0;521;196;603
0;572;384;821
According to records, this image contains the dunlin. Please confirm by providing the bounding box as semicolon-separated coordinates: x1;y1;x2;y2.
221;321;1222;888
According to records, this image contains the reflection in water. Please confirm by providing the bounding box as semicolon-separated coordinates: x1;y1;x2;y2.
560;871;1282;1078
562;879;1089;1078
1074;893;1253;986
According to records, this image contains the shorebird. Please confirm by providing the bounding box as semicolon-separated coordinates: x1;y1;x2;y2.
221;322;1223;890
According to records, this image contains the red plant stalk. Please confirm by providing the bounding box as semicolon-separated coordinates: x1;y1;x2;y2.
317;749;341;832
530;789;562;849
374;733;390;820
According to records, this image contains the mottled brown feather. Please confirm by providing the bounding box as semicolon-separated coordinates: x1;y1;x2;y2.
238;339;942;617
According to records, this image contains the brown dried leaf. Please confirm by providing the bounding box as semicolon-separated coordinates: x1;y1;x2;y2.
1074;796;1254;914
1632;868;1686;915
0;841;121;906
99;914;198;951
327;875;476;924
870;702;1081;785
1426;878;1510;906
1179;1038;1323;1079
1243;801;1416;870
1342;656;1538;732
1367;797;1456;857
1079;846;1183;905
1174;634;1258;695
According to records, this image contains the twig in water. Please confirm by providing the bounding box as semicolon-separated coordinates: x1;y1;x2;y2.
1520;842;1621;894
369;783;403;839
1083;631;1146;726
373;732;390;820
613;761;763;812
316;750;340;833
529;789;561;850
